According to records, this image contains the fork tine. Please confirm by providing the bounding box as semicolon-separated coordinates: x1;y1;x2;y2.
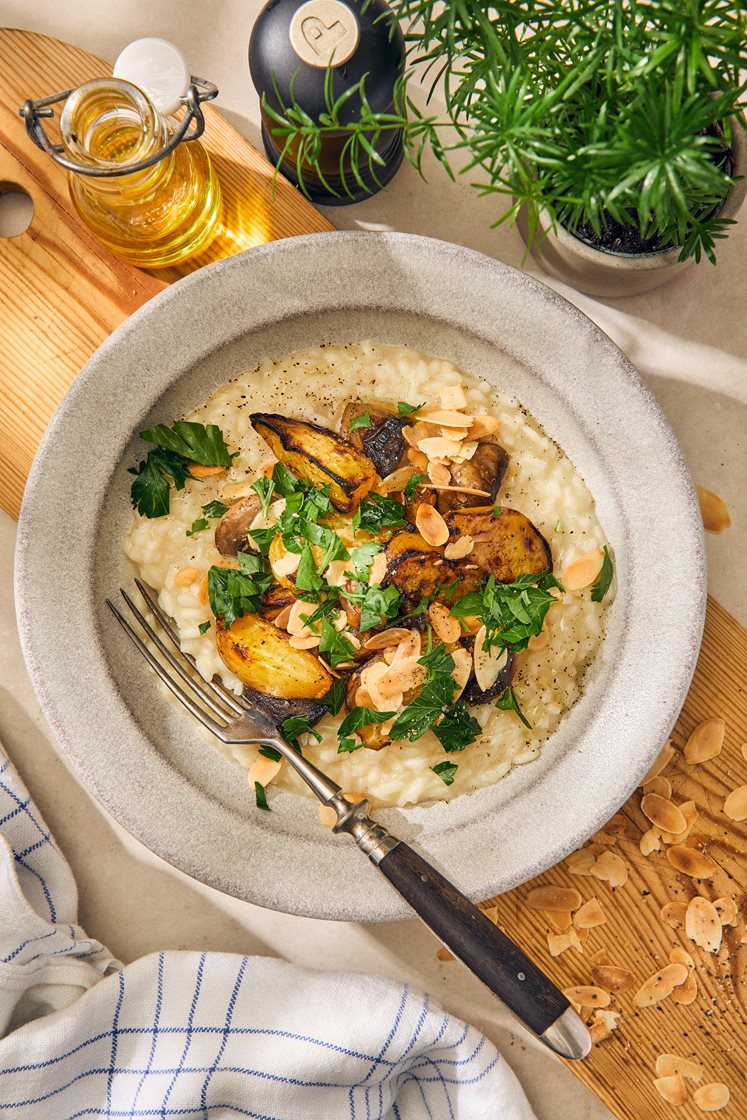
134;579;246;715
120;590;235;721
106;599;229;740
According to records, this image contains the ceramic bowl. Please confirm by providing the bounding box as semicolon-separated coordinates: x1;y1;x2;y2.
15;232;705;921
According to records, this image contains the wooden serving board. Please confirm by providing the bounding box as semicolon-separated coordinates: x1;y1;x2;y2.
1;27;744;1120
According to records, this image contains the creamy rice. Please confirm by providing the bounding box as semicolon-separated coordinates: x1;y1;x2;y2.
124;342;611;808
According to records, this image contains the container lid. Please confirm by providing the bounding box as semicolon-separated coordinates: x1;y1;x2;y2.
113;38;190;117
249;0;404;124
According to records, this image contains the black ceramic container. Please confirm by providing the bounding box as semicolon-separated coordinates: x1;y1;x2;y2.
249;0;405;204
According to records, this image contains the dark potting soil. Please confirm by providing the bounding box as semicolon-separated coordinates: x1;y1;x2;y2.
570;218;665;255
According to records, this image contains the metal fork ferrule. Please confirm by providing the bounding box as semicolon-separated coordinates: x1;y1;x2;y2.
332;802;400;864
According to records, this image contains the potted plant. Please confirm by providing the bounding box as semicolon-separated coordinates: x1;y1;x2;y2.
262;0;747;297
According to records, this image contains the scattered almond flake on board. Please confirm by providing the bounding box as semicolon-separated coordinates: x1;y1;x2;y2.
415;502;449;546
640;828;662;856
547;931;573;957
696;486;731;533
641;793;687;835
666;845;718;879
660;800;699;845
633;963;688;1008
591;851;628;889
685;896;722;954
562;548;605;591
742;743;747;763
684;717;725;765
567;928;585;953
563;985;611;1009
723;784;747;821
546;910;572;932
436;946;455;962
642;740;676;784
713;897;738;926
444;535;474;560
693;1083;730;1112
526;885;583;912
661;901;688;929
589;1019;612;1045
566;848;597;876
669;946;696;970
670;947;698;1005
589;948;610;966
590;965;636;993
574;897;607;929
656;1054;704;1082
642;775;672;799
590;829;618;846
590;1008;621;1043
653;1074;689;1107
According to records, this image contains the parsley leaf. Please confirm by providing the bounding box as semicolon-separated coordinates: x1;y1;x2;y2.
258;745;282;761
296;541;323;593
282;716;322;751
344;583;402;632
337;706;396;752
202;500;229;519
130;422;232;518
271;461;302;497
198;620;211;635
397;401;425;417
186;517;209;537
251;476;275;518
452;572;562;653
389;646;458;741
247;526;276;555
318;619;356;668
554;518;563;533
254;781;270;810
349;412;372;432
349;541;382;581
353;493;407;535
207;564;272;628
432;760;458;786
324;677;348;715
591;545;613;602
237;551;266;576
130;449;190;518
433;700;482;752
139;420;233;468
495;686;532;729
404;472;427;501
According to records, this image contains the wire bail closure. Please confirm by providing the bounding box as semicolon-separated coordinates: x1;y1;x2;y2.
18;77;219;177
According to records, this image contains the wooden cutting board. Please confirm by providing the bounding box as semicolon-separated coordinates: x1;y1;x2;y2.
2;28;744;1120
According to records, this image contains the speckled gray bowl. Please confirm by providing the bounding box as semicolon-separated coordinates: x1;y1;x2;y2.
15;232;705;922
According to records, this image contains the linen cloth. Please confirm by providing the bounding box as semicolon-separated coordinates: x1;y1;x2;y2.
0;743;537;1118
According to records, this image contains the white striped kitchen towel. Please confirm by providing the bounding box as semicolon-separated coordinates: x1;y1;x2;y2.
0;743;536;1118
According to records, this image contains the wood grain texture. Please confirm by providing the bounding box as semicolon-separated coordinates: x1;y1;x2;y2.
0;27;333;518
481;596;746;1120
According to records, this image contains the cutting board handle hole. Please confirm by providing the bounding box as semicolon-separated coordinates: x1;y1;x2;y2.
0;184;34;237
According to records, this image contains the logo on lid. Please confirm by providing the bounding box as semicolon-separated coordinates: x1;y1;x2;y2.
289;0;360;69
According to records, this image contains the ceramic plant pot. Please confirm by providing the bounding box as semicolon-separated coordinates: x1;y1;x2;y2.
517;116;747;299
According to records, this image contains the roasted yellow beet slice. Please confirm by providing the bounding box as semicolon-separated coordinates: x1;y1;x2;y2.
250;413;378;512
444;506;552;581
216;614;332;699
384;531;460;603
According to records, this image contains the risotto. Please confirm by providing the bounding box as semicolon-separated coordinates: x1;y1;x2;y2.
123;342;612;808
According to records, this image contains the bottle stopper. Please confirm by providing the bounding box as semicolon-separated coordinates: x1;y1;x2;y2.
113;37;191;117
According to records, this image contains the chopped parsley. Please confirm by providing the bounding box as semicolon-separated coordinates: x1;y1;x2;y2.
495;685;532;729
251;476;275;518
198;620;211;635
349;412;373;432
254;781;270;810
324;677;348;715
433;700;482;752
282;716;322;752
554;519;563;533
207;559;273;628
344;582;402;632
258;745;282;761
397;401;425;417
451;571;563;653
388;645;479;749
318;619;357;668
591;545;613;602
295;541;323;593
352;493;407;535
130;421;233;518
186;517;209;537
432;760;458;786
348;541;382;581
492;507;503;517
337;706;396;753
404;472;427;501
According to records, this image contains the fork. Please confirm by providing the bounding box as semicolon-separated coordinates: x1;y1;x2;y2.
107;580;591;1061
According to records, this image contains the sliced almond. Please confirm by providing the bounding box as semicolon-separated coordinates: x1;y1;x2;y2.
444;535;474;560
526;885;583;912
417;436;463;461
368;551;388;586
642;775;672;799
566;848;597;876
248;755;282;787
198;572;209;605
391;629;421;664
175;566;201;588
671;971;698;1005
589;1019;612;1045
402;421;432;447
660;800;699;845
473;626;509;693
563;985;611;1009
661;902;688;929
527;626;550;651
642;740;675;784
450;646;473;699
436;946;455;962
723;784;747;821
693;1082;730;1111
415;502;449;546
424;484;491;498
633;963;688;1008
467;414;500;441
641;793;687;834
271;548;301;580
187;463;226;479
318;791;365;829
562;548;605;591
589;948;610;966
332;609;348;632
684;717;726;765
379;465;416;494
418;408;476;428
378;658;426;699
590;1009;620;1044
696;486;731;533
666;845;717;879
440;425;470;442
428;601;462;644
713;897;738;926
272;603;293;630
591;851;628;889
362;661;399;711
640;828;661;856
355;685;373;708
289;634;321;649
653;1074;688;1107
574;897;607;929
547;931;573;957
363;628;412;651
669;946;696;970
439;384;468;410
407;447;428;471
546;910;572;931
742;742;747;763
685;896;722;953
590;965;636;993
452;439;478;462
287;599;315;638
427;459;452;486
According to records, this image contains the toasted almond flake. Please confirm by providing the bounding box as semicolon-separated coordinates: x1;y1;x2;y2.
642;740;675;784
742;742;747;763
444;535;475;560
355;685;373;708
546;910;572;931
452;439;478;462
562;548;605;591
289;634;320;649
684;718;726;765
220;478;260;500
547;931;573;956
640;828;661;856
438;384;468;410
589;948;610;966
685;896;722;953
417;436;464;461
368;551;388;586
642;775;672;799
633;963;688;1008
723;784;747;821
273;603;293;630
450;647;472;699
693;1083;730;1111
363;628;412;651
415;502;449;546
660;800;699;845
670;946;696;971
473;625;510;693
566;848;597;876
574;897;607;929
427;459;452;486
526;885;583;912
527;626;550;651
436;946;455;961
175;566;201;588
641;793;687;834
653;1074;688;1107
392;629;421;664
187;463;226;479
407;447;428;471
428;601;462;644
591;829;618;846
589;1020;612;1044
344;631;361;651
671;971;698;1005
325;559;350;587
379;465;416;494
591;851;628;889
590;965;636;992
661;902;688;929
403;421;432;447
666;845;717;879
597;1009;620;1032
440;425;471;442
198;572;209;605
563;985;611;1009
713;897;738;926
658;1052;703;1079
696;486;731;533
378;658;426;699
331;609;348;633
424;483;491;497
271;548;300;580
418;408;476;428
248;755;282;787
288;599;315;637
467;414;500;440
